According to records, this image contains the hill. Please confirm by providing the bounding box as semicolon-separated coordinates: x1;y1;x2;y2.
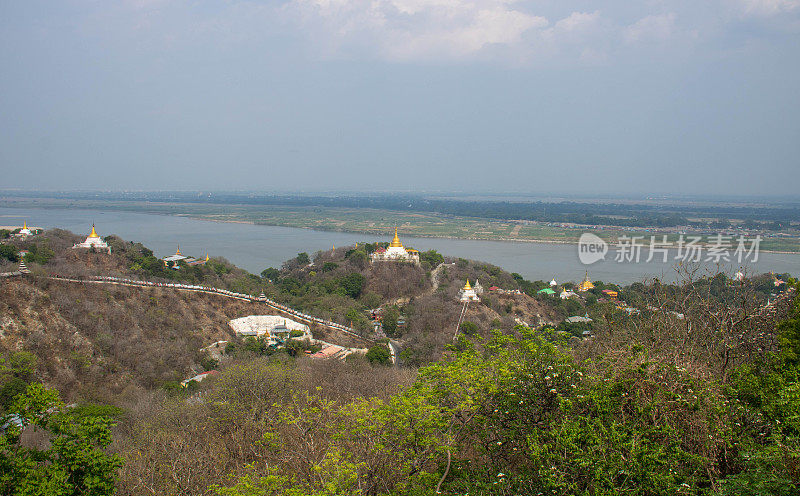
2;227;799;495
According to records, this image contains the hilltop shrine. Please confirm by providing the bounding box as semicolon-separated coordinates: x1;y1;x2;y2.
72;224;111;253
370;227;420;265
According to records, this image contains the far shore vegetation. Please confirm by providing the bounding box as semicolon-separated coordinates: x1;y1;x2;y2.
3;194;800;253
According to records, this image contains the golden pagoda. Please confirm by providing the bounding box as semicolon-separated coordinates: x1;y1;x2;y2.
73;223;110;252
389;227;403;248
370;226;420;265
577;271;595;292
459;279;480;302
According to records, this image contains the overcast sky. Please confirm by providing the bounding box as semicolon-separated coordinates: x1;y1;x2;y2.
1;0;798;196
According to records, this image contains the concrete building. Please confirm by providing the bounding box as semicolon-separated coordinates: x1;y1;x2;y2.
228;315;311;345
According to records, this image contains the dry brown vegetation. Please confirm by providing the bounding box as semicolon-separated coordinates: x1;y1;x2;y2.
0;276;288;403
114;358;417;496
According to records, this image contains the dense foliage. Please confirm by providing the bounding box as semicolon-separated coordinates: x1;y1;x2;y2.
0;384;121;495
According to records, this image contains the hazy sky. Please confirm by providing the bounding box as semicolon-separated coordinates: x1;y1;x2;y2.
1;1;799;196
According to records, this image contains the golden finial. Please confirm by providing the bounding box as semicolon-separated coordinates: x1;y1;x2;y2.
463;279;472;290
390;226;403;248
332;243;335;251
205;253;209;262
23;221;27;229
89;224;98;237
176;244;181;256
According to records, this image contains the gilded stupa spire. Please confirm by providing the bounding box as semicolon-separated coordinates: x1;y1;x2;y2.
175;244;181;256
389;226;403;248
463;279;472;290
23;221;27;229
89;224;98;238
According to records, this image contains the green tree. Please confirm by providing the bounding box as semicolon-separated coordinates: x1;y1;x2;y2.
365;346;392;365
0;351;37;411
296;252;310;265
381;306;400;337
0;384;121;495
338;273;365;299
459;320;479;336
419;249;444;267
261;267;280;280
0;244;19;262
726;281;800;492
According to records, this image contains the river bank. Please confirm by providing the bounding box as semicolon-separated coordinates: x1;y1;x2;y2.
4;197;797;254
2;206;798;284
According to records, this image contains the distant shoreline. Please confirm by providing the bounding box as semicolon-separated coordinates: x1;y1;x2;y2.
187;214;800;255
3;200;799;255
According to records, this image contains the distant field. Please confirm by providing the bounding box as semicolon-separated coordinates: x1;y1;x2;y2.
3;197;799;253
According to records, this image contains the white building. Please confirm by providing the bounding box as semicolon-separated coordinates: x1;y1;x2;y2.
228;315;311;345
11;221;34;239
18;221;32;236
560;289;577;300
72;224;111;253
163;245;187;268
370;228;420;265
550;278;557;287
459;280;480;302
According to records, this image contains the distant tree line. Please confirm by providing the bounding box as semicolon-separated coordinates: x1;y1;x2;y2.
11;191;800;228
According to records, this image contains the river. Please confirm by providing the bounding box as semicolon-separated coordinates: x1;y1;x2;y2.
1;207;797;284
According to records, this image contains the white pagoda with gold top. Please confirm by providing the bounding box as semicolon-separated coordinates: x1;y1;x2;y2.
18;221;32;236
370;227;420;265
459;279;480;302
73;224;111;253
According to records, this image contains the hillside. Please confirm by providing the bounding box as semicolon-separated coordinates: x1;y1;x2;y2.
2;227;799;495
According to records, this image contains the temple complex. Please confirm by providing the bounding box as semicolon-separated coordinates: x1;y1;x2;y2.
370;227;420;265
459;279;480;302
72;224;111;253
163;246;187;268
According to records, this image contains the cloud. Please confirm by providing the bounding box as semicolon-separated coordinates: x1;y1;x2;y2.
66;0;800;64
287;0;548;60
624;13;677;43
740;0;800;16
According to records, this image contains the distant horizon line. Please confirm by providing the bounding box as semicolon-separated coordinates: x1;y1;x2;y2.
2;189;799;203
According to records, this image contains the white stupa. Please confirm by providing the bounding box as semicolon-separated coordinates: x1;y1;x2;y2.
550;278;557;287
459;280;480;302
18;221;32;236
11;221;33;239
73;224;111;253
